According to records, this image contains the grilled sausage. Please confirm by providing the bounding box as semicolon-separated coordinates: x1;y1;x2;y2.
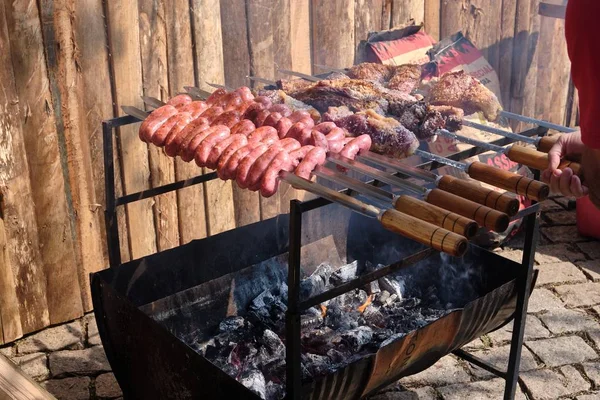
247;138;301;190
289;110;311;123
167;94;193;109
179;101;209;119
247;126;279;144
212;110;241;128
275;117;293;138
297;127;314;146
200;106;225;123
253;109;271;127
327;139;345;154
194;126;230;167
325;127;346;141
151;112;193;147
313;122;337;134
289;145;314;167
269;104;292;117
168;117;209;157
205;133;246;170
254;96;272;109
242;102;265;121
230;120;256;137
206;88;227;106
218;92;240;109
180;126;214;162
295;147;327;180
220;142;263;180
260;152;294;197
235;86;254;102
139;105;178;142
339;135;372;160
263;112;283;128
311;130;329;150
235;144;270;188
285;121;308;141
216;134;249;176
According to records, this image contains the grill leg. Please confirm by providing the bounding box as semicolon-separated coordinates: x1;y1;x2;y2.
103;120;121;268
504;186;540;399
286;200;303;400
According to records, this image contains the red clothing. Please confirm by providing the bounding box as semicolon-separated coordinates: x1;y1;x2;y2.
566;0;600;149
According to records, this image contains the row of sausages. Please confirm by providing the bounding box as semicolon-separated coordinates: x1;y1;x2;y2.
138;87;372;197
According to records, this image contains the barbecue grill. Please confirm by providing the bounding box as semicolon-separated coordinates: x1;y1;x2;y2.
92;91;555;398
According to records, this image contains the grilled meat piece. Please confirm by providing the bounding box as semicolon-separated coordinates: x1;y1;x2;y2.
256;89;321;122
276;79;313;94
346;62;394;83
323;106;419;158
430;105;464;131
427;71;502;121
387;64;422;93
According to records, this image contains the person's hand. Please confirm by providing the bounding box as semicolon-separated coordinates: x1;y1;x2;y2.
541;132;588;198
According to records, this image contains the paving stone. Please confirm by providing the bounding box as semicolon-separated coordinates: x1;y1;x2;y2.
578;260;600;282
526;336;597;367
555;282;600;307
438;378;527;400
18;321;83;354
528;288;565;313
95;372;122;398
582;362;600;386
586;329;600;350
542;225;589;243
399;356;470;387
486;316;551;344
539;308;599;335
11;352;49;380
535;262;587;286
497;249;524;263
462;337;486;350
49;346;111;376
535;244;588;264
543;210;577;225
371;387;437;400
85;313;101;346
43;376;90;400
521;366;590;400
577;393;600;400
577;242;600;260
0;346;13;357
467;344;538;378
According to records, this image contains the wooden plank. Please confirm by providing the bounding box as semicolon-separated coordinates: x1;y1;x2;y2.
6;0;83;323
548;19;570;125
312;0;355;72
0;353;56;399
73;0;129;267
220;0;261;227
0;3;50;334
290;0;312;74
424;0;440;40
534;13;556;122
105;0;158;258
391;0;424;27
165;0;208;244
498;0;517;108
440;0;464;38
0;219;22;344
190;0;235;235
382;0;393;30
139;0;180;251
355;0;384;47
464;0;503;73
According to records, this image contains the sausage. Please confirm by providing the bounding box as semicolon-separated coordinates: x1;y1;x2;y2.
194;126;230;167
168;117;209;157
212;110;241;128
339;135;372;160
224;94;244;111
206;88;227;106
139;105;178;142
200;106;225;123
289;145;314;167
253;109;271;127
325;127;346;141
219;141;261;180
260;152;294;197
284;121;308;141
275;117;293;138
167;94;193;109
236;144;270;189
216;134;249;176
154;112;193;147
295;147;327;180
247;126;279;144
216;92;240;109
205;133;244;170
299;116;315;129
268;104;292;117
179;101;209;119
327;139;345;154
230;120;256;137
242;102;265;121
311;130;329;150
297;128;314;146
289;110;311;123
246;138;301;190
180;126;214;162
262;112;282;128
313;122;337;134
235;86;254;102
254;96;272;109
151;112;193;147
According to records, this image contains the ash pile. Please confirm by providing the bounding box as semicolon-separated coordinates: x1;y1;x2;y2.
192;258;474;400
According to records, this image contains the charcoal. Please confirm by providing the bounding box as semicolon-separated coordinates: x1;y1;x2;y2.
219;316;246;333
330;260;358;285
341;326;373;352
266;381;285;400
301;307;324;330
367;279;381;295
325;305;359;331
255;329;285;367
361;304;386;328
240;369;267;399
303;353;331;378
300;263;334;300
378;277;404;299
326;348;346;364
377;290;391;305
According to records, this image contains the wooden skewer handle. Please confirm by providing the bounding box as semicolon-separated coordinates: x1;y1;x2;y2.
467;161;550;202
436;175;520;216
393;195;478;239
379;209;468;257
425;188;510;233
537;135;561;153
507;145;583;179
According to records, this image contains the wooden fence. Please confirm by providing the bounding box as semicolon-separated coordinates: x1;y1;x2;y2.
0;0;575;344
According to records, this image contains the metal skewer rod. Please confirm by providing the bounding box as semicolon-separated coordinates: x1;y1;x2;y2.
313;64;347;73
246;76;278;85
278;69;320;82
206;82;232;91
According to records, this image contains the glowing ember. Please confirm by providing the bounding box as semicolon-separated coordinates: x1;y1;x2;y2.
320;304;327;317
357;295;373;313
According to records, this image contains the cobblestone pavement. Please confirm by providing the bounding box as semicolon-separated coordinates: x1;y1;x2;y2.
1;195;599;399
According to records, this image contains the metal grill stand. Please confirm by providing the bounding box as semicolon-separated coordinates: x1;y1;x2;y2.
101;115;543;399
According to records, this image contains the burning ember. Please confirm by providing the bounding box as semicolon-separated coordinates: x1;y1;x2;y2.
189;260;460;400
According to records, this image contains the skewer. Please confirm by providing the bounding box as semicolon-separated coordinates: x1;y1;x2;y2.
413;149;549;201
436;129;583;180
246;76;277;86
206;82;232;91
122;103;468;257
325;155;509;233
278;69;320;82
